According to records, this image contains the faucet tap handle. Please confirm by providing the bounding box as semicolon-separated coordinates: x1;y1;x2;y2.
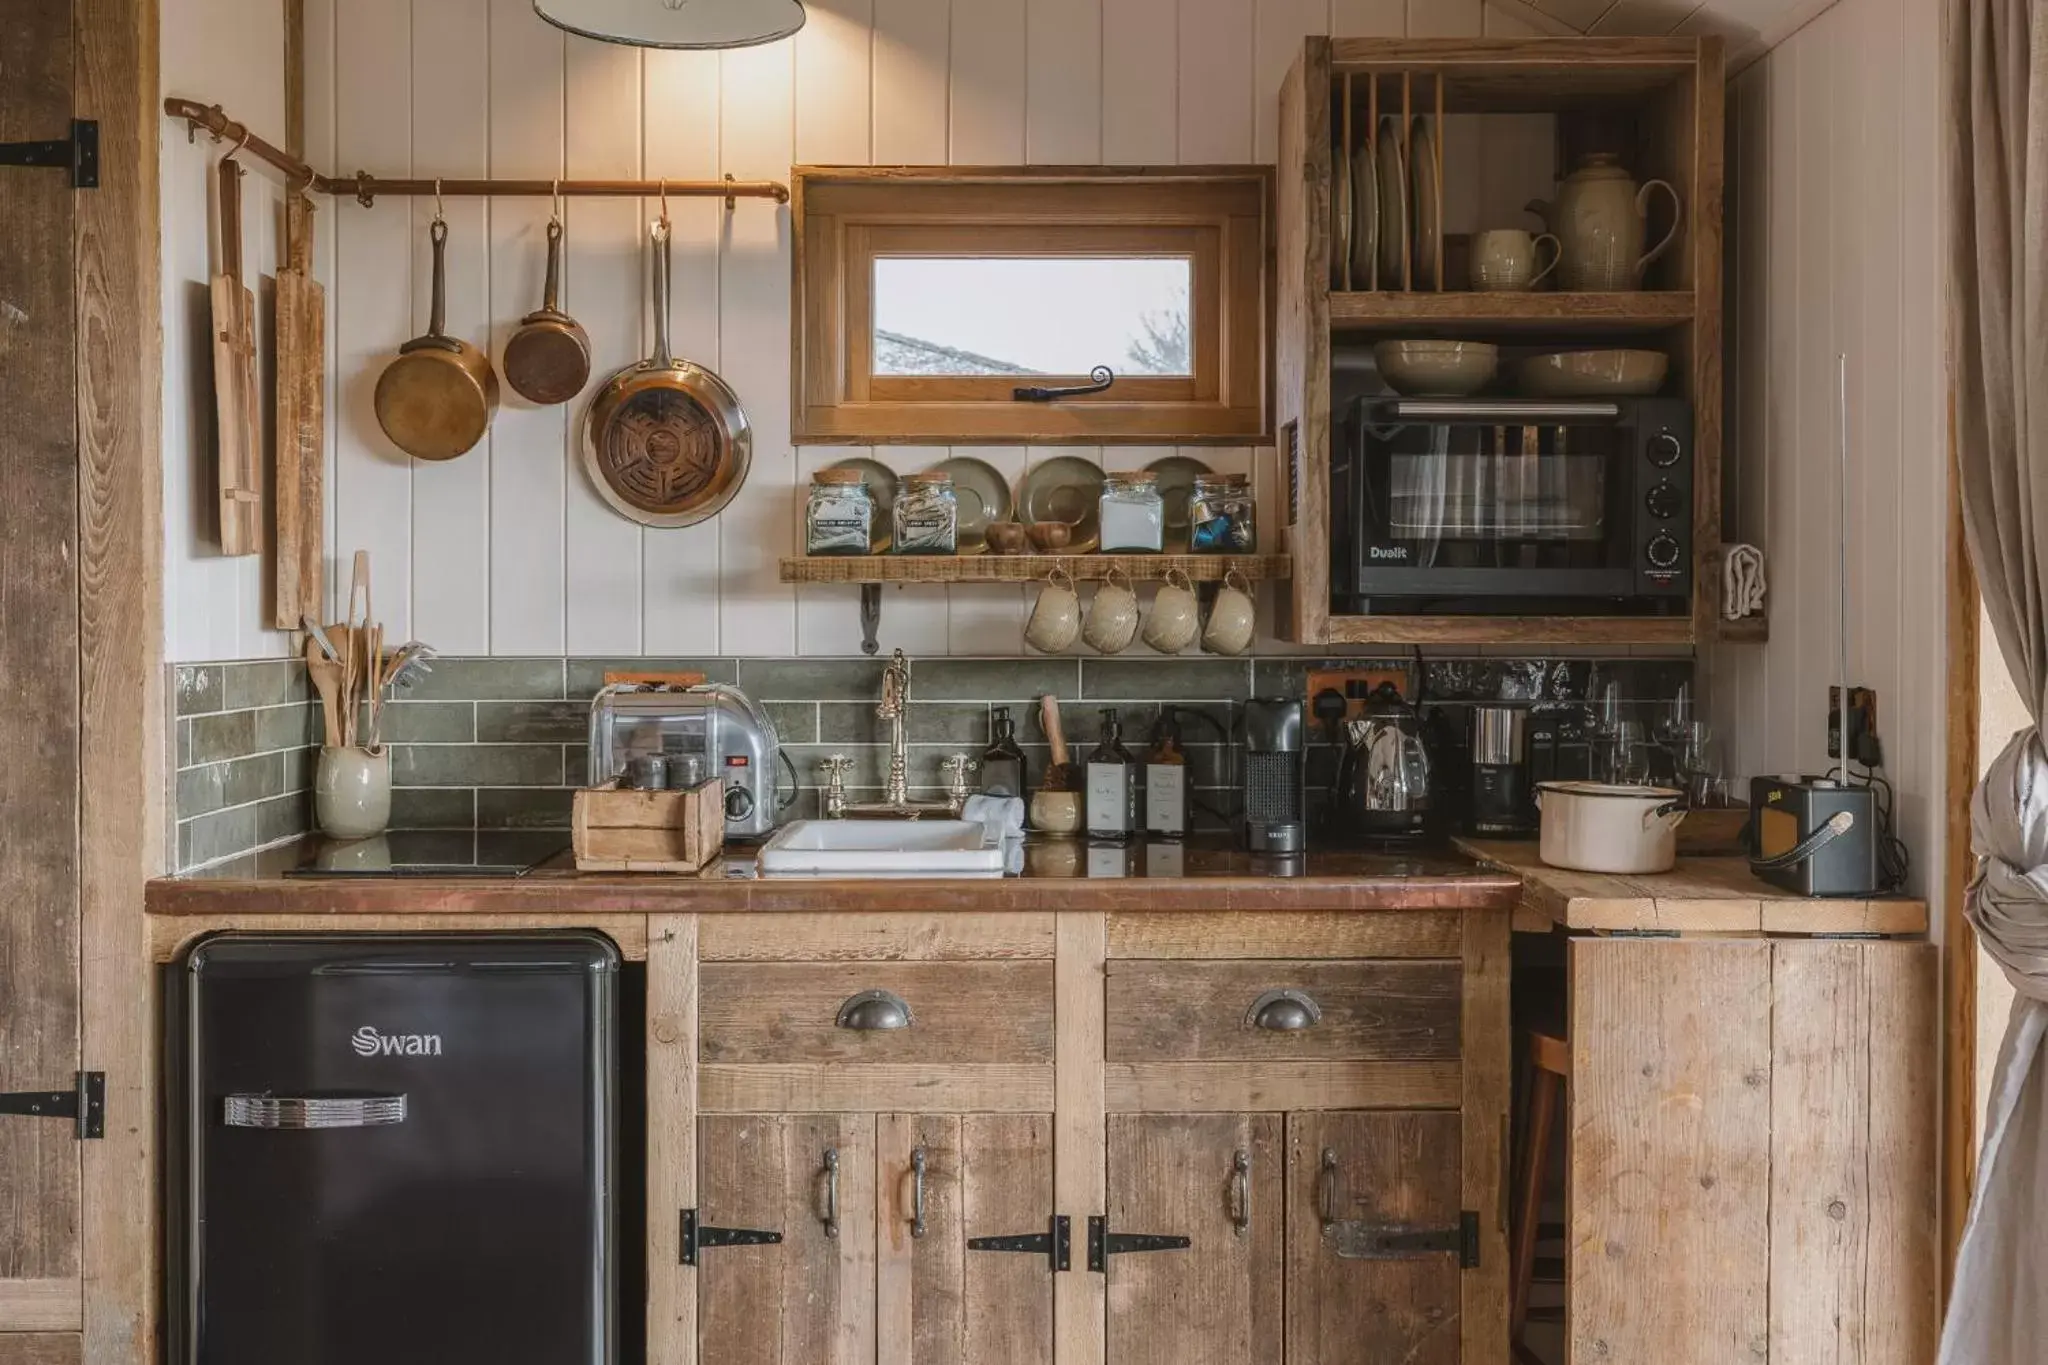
819;753;854;819
940;753;976;814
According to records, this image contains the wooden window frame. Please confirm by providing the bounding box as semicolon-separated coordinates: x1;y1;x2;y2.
792;167;1273;445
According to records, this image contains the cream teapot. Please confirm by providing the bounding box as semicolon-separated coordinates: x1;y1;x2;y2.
1525;153;1682;291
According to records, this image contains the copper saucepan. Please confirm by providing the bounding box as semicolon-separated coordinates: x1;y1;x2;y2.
503;215;590;405
581;215;750;528
374;216;498;460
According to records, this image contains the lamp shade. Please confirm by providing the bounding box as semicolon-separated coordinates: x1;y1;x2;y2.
533;0;805;48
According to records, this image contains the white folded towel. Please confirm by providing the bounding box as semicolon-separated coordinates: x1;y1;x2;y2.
1722;542;1766;620
961;793;1026;843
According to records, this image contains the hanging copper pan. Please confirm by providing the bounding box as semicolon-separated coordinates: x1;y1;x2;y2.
374;216;498;460
503;214;590;405
582;215;749;528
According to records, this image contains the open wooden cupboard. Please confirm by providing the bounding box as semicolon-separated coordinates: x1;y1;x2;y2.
1274;36;1726;649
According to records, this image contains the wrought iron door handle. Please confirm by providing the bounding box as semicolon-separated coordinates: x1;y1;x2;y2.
821;1147;840;1238
1230;1149;1251;1235
909;1146;928;1238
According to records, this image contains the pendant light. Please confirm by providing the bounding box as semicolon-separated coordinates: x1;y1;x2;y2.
534;0;805;49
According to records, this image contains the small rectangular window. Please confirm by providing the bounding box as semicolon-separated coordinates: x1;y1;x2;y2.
794;170;1272;444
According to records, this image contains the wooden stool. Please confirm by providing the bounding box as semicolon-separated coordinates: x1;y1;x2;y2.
1510;1024;1570;1365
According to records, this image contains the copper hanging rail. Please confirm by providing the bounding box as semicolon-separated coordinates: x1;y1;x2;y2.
163;97;790;206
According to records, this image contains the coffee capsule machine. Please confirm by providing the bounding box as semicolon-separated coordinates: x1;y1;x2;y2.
1242;698;1305;854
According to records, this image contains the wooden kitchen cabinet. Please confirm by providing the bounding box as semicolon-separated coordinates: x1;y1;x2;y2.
648;907;1509;1365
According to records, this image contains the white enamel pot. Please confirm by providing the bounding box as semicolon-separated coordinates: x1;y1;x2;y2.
1535;781;1686;875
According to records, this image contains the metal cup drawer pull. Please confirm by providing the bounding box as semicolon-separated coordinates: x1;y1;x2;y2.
836;988;914;1031
1246;988;1322;1032
820;1148;840;1239
223;1094;407;1129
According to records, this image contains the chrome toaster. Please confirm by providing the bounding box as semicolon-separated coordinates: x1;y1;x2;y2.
586;682;787;839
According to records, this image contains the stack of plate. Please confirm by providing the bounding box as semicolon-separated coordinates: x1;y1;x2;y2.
1333;115;1440;291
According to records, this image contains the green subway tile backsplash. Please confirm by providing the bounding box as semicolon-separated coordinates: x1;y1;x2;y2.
172;652;1691;870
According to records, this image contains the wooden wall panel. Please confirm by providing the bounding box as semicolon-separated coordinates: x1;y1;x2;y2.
1703;0;1946;901
1026;0;1103;164
0;0;81;1299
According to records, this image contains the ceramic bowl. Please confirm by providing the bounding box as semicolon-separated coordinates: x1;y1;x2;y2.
1026;521;1073;553
1518;349;1669;398
986;522;1029;555
1374;339;1498;397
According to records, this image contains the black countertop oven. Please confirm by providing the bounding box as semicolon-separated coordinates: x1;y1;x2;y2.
166;932;625;1365
1331;395;1693;616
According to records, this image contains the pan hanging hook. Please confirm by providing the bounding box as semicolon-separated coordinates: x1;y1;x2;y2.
550;178;563;229
433;177;446;227
223;125;251;177
658;177;671;232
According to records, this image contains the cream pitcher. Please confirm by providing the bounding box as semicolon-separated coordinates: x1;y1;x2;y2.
1525;153;1682;291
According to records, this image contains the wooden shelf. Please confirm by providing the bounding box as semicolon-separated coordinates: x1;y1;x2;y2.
1328;291;1694;334
780;554;1290;585
1315;614;1693;648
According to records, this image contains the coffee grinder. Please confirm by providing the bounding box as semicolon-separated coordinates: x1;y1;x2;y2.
1469;705;1532;835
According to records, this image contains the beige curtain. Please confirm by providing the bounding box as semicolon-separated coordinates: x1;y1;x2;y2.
1945;0;2048;1358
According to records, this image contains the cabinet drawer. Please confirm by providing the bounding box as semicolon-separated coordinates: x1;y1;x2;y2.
699;961;1055;1065
1105;959;1461;1062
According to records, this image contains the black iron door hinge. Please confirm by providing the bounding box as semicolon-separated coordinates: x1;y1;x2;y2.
1085;1216;1191;1272
0;1072;105;1139
679;1208;782;1266
0;120;99;189
1329;1211;1480;1268
967;1214;1071;1272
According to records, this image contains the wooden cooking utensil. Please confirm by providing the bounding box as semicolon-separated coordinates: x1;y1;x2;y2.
274;191;326;627
210;151;262;555
305;635;343;748
1040;693;1076;791
374;216;498;460
503;215;591;405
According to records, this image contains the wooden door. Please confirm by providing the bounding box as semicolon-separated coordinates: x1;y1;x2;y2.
0;0;84;1340
1104;1115;1282;1365
878;1113;1054;1365
697;1115;876;1365
1286;1112;1464;1365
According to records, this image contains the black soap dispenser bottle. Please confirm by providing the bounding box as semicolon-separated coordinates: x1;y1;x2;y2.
981;705;1028;798
1084;708;1139;841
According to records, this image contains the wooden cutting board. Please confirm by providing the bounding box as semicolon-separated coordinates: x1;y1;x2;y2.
210;156;262;557
273;191;325;626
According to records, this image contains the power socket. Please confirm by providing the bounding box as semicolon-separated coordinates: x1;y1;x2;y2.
1828;685;1881;766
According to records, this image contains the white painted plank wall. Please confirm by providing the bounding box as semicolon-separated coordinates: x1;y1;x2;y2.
165;0;1573;662
1704;0;1944;898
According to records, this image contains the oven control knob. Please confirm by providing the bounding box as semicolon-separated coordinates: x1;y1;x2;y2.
725;784;755;821
1647;431;1685;467
1645;481;1684;521
1645;533;1683;570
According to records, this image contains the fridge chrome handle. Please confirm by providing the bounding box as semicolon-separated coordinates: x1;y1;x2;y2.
222;1094;408;1129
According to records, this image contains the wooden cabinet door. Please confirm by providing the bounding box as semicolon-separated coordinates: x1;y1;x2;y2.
878;1114;1055;1365
1286;1112;1463;1365
697;1115;876;1365
1103;1115;1282;1365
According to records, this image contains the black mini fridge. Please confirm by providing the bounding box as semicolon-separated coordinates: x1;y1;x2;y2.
169;933;619;1365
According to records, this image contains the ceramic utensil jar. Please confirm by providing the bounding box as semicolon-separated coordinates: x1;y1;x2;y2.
316;746;392;840
1525;154;1682;292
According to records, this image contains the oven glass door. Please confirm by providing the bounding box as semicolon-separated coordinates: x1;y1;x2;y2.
1367;418;1628;571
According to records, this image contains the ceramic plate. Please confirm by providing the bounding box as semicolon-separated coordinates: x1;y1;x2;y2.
929;454;1013;554
1144;454;1213;553
1411;117;1440;291
1350;138;1379;288
1331;146;1353;290
1376;117;1409;289
1019;455;1106;553
823;456;897;553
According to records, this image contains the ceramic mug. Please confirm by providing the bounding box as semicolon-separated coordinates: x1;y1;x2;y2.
1142;568;1201;654
1201;569;1257;657
1082;568;1140;654
316;745;392;839
1469;228;1562;292
1024;565;1081;653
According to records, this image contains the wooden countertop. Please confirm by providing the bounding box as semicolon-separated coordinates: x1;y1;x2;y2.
146;836;1522;917
1454;837;1929;935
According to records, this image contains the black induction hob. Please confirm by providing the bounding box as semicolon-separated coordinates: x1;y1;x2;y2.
283;829;571;878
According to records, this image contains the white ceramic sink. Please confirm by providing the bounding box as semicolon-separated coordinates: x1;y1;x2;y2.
755;819;1005;877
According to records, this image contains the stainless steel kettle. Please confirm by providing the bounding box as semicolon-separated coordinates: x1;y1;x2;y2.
1336;682;1432;838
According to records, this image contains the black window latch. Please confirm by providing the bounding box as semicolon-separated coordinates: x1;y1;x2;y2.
0;1071;105;1139
0;120;99;189
1015;366;1114;402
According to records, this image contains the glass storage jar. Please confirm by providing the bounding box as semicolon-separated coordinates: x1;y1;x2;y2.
893;472;959;554
1098;472;1165;553
806;467;875;555
1189;474;1256;553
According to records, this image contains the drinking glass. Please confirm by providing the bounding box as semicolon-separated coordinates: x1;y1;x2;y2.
1606;720;1650;785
